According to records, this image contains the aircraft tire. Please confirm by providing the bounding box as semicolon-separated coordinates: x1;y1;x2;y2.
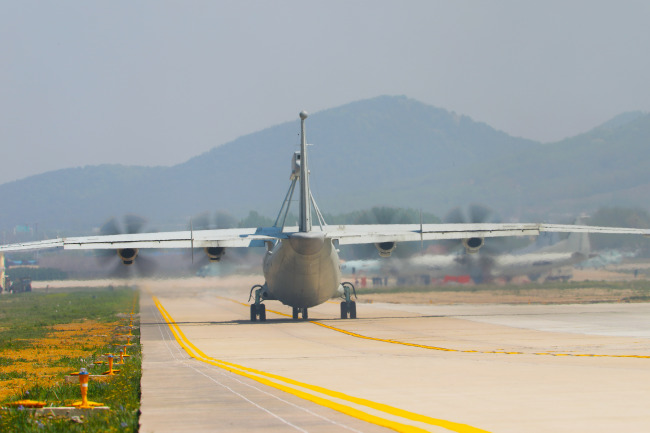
292;307;299;320
250;304;257;322
259;304;266;321
349;301;357;319
302;308;308;320
340;302;348;319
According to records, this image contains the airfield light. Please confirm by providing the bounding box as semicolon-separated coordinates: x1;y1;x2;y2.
72;368;105;409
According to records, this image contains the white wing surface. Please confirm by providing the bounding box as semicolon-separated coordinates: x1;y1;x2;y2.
0;227;289;252
321;223;650;245
2;223;647;253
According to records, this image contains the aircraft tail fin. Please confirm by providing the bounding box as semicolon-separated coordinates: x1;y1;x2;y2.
275;112;326;232
540;215;591;255
568;215;591;255
0;253;5;291
298;111;312;233
565;229;591;255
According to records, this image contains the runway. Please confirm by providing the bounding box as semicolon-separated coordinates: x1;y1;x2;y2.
139;278;650;433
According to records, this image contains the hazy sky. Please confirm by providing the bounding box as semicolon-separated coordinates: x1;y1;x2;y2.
2;1;649;185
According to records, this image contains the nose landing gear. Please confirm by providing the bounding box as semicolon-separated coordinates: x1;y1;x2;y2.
250;303;266;321
292;307;308;320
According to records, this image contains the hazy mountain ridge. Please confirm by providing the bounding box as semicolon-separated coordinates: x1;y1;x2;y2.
0;165;165;232
0;96;648;233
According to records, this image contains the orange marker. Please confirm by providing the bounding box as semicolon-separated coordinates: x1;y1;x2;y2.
72;368;103;408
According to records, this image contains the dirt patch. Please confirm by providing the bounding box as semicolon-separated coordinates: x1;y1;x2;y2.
571;268;637;281
360;287;644;305
357;266;650;304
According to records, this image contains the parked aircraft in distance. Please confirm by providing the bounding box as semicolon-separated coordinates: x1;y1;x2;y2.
341;221;594;283
2;112;649;321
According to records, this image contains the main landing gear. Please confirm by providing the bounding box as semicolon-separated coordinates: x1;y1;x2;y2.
249;284;267;322
340;282;357;319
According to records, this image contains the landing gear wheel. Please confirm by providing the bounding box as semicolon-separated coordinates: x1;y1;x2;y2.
340;281;358;319
250;304;257;322
259;304;266;321
302;308;308;320
292;307;299;320
349;301;357;319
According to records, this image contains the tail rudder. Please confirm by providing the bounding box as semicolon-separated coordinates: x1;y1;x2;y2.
298;111;312;233
565;230;591;255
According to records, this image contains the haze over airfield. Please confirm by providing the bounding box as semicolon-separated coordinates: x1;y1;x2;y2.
1;1;649;186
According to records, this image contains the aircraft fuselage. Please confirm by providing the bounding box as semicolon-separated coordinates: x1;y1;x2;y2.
263;232;341;308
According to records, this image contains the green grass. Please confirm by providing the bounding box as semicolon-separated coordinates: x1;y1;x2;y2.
0;357;15;367
0;287;135;351
2;350;142;432
0;287;141;432
0;371;28;380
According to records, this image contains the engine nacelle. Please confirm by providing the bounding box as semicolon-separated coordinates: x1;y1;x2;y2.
117;248;139;265
375;242;397;258
462;237;484;254
204;247;226;262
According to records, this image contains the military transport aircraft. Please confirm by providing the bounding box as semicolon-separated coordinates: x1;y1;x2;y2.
2;111;649;321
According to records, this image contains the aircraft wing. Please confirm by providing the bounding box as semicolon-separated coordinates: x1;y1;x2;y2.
322;223;650;245
0;238;66;252
0;226;289;252
1;223;648;253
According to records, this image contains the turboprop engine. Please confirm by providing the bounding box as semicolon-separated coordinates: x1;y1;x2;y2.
97;216;158;276
446;205;495;254
204;247;226;262
117;248;138;265
462;237;484;254
375;242;397;258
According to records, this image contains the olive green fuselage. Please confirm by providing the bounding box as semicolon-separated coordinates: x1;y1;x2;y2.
263;232;341;308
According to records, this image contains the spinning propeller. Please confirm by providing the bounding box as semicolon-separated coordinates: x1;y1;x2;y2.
443;204;506;282
188;211;237;268
97;215;157;278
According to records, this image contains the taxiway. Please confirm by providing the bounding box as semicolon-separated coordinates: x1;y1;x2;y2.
139;277;650;433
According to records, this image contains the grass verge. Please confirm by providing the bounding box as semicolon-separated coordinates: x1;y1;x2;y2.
355;279;650;304
0;287;141;432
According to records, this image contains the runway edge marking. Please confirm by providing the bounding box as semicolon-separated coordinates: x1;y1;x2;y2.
221;297;650;360
152;295;491;433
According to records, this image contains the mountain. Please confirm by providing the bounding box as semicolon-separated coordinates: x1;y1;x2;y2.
0;96;648;235
457;110;650;219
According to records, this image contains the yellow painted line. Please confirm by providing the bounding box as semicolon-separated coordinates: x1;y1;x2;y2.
218;296;650;359
153;295;490;433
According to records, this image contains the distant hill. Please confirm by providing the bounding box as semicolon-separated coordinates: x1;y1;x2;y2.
0;96;648;235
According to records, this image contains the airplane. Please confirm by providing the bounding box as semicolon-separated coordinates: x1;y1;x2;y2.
2;111;649;321
341;220;595;284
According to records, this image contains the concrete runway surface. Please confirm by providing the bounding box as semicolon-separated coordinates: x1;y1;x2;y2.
138;278;650;433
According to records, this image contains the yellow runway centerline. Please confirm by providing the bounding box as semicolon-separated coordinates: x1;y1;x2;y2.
152;295;491;433
221;296;650;359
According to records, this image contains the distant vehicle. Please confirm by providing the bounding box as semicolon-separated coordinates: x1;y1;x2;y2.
9;277;32;293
